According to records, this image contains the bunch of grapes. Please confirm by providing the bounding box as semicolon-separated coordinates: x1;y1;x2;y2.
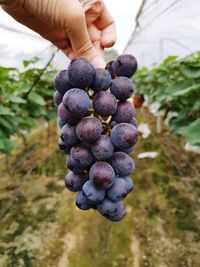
54;54;138;222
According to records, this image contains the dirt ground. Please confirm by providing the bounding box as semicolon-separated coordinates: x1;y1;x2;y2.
0;108;200;267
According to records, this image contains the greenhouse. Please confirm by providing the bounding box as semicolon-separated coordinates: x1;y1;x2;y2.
0;0;200;266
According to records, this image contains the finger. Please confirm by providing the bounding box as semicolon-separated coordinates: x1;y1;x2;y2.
95;4;117;48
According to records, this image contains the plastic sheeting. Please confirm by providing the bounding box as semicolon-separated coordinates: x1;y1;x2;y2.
124;0;200;68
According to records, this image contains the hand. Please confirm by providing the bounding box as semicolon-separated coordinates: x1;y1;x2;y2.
1;0;116;67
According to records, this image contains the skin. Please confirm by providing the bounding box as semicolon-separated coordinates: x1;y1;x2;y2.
0;0;116;67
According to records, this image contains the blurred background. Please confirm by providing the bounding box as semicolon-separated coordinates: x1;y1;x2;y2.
0;0;200;266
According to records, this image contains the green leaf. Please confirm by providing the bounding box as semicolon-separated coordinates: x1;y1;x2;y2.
172;84;200;97
0;138;15;154
177;118;200;145
6;94;26;104
180;65;200;79
0;106;14;116
162;56;177;66
28;91;45;106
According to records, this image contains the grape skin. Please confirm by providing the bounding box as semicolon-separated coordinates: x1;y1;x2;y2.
70;145;93;169
82;180;105;203
65;171;85;192
111;77;134;100
62;88;91;116
112;101;135;123
110;123;138;149
76;116;102;143
93;91;117;117
109;152;135;176
113;54;138;78
105;203;126;222
106;178;129;202
54;70;73;94
97;198;122;217
91;68;112;92
91;135;114;161
122;176;134;193
58;103;82;125
60;124;79;147
76;191;94;210
89;162;115;190
53;91;63;106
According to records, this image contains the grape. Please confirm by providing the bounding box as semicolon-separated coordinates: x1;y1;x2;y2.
93;91;117;117
75;191;94;210
120;146;135;154
68;58;95;89
109;152;135;176
58;103;82;125
62;88;91;116
122;176;134;193
54;70;73;94
105;60;115;79
91;135;114;160
111;123;138;149
67;157;86;173
53;91;63;106
113;54;138;78
89;162;115;190
91;68;112;92
65;171;85;192
111;77;134;100
97;198;122;217
58;137;66;151
110;120;117;129
82;180;105;203
58;117;66;129
130;117;138;128
76;117;102;143
70;145;93;169
60;124;79;147
112;101;135;123
106;203;126;222
106;178;129;202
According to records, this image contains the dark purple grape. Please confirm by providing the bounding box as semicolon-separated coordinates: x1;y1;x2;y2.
53;91;63;106
67;157;86;173
130;117;138;128
68;58;95;89
106;203;126;221
120;146;135;154
105;60;115;79
76;191;94;210
110;120;117;129
109;152;135;176
60;125;78;151
65;171;85;192
89;162;115;190
110;77;134;100
54;70;73;94
110;123;138;149
82;180;105;203
97;198;121;217
106;178;128;202
113;54;138;78
93;91;117;117
76;117;102;143
91;135;114;160
58;117;66;129
112;101;135;123
62;88;91;116
122;176;134;193
58;137;66;151
70;145;93;169
91;68;112;92
57;103;82;125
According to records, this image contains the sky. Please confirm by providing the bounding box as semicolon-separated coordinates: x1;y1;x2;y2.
0;0;141;67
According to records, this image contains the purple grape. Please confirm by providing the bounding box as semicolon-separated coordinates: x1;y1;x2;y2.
62;88;91;116
109;152;135;176
110;121;117;129
68;58;95;89
93;91;117;117
75;191;94;210
67;157;86;173
105;60;115;79
110;123;138;149
112;101;135;123
60;124;79;147
53;91;63;106
97;198;122;217
76;117;102;143
113;54;138;78
130;117;138;128
91;135;114;160
106;203;126;221
122;176;134;193
91;68;112;92
58;116;66;129
58;137;66;151
70;145;93;169
65;171;85;192
54;70;73;94
82;180;105;203
89;162;115;190
111;77;134;101
106;178;129;202
58;103;82;125
120;146;135;154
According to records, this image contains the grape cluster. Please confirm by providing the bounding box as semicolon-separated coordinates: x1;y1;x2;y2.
54;54;138;222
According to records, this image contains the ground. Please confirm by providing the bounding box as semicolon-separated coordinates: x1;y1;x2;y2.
0;108;200;267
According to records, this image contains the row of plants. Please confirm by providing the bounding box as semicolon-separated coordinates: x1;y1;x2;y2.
133;52;200;146
0;58;57;154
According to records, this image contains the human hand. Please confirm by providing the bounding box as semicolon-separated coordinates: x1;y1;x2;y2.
1;0;116;68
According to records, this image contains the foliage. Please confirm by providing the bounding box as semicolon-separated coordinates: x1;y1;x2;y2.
133;52;200;145
0;59;57;154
